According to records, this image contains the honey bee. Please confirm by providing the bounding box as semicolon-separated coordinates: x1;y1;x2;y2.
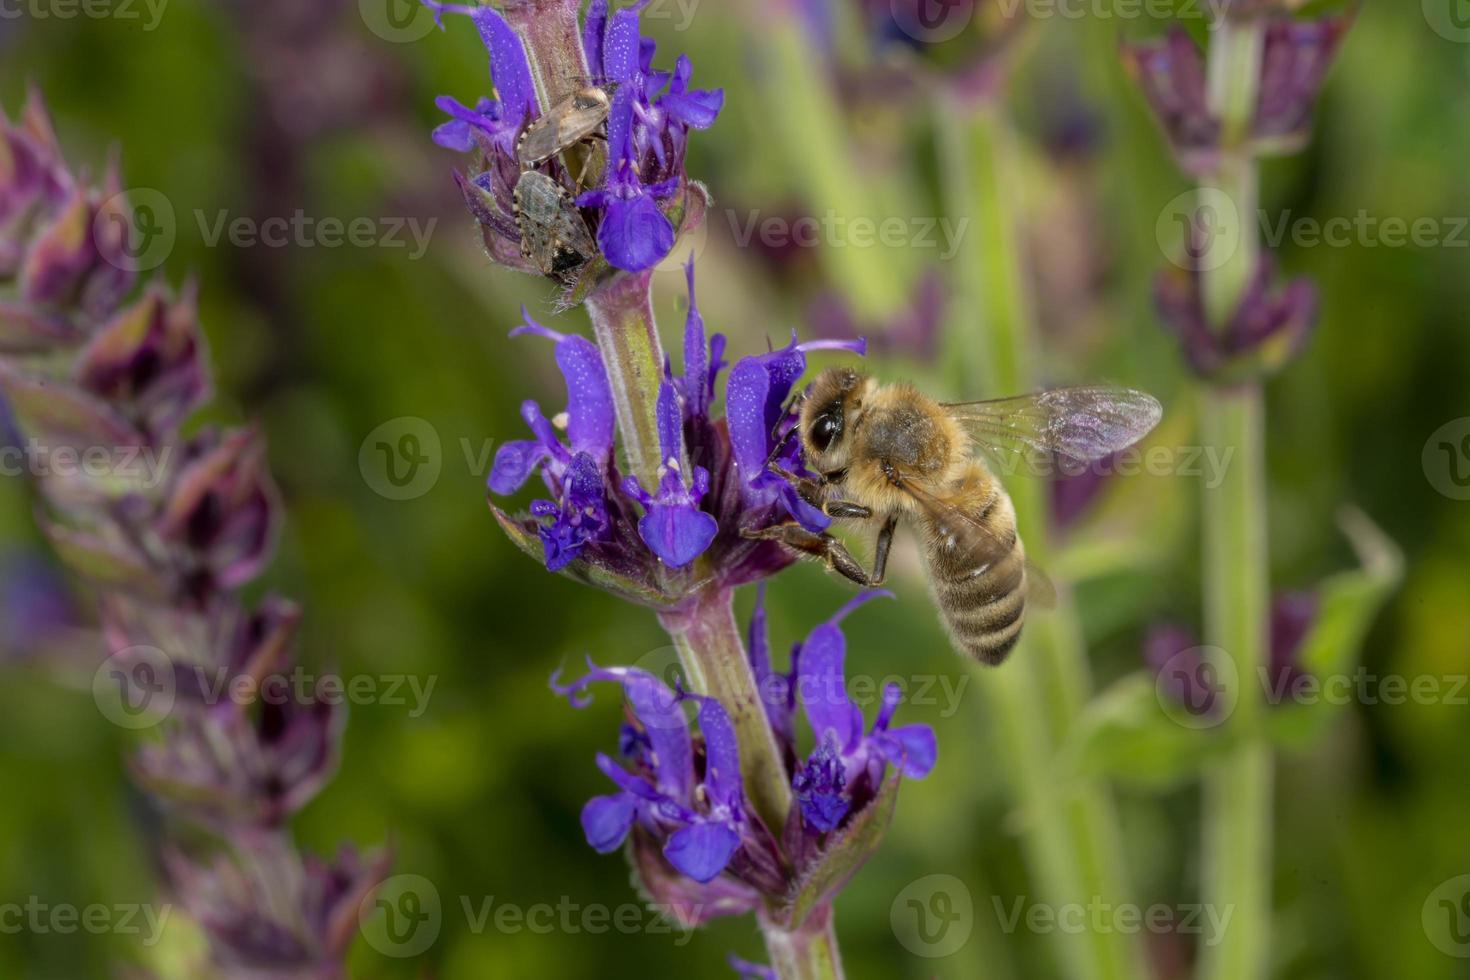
750;369;1162;664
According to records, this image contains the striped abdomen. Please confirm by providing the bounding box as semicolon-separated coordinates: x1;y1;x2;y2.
921;480;1028;665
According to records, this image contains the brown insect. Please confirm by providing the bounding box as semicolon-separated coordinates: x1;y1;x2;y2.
513;170;597;280
751;370;1162;664
517;85;612;189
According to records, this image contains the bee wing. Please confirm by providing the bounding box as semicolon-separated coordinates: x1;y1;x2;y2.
942;386;1162;464
886;464;1056;610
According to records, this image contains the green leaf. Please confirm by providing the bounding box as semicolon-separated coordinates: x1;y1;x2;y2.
1269;507;1404;748
1067;672;1237;789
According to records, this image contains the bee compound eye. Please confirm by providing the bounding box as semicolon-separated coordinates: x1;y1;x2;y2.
810;413;841;453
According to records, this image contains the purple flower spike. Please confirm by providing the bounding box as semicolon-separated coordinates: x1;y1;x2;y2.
623;382;717;568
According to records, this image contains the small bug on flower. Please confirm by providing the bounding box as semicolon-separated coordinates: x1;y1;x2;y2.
513;170;598;280
518;85;613;191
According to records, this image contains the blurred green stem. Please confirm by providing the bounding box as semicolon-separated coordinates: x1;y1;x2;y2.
940;99;1148;980
761;8;909;319
1199;18;1272;980
759;904;845;980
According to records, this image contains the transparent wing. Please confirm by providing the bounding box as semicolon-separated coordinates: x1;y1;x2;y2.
943;386;1162;464
888;465;1056;610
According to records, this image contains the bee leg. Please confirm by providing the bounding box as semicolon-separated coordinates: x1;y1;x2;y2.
742;523;879;588
824;500;872;520
870;514;899;585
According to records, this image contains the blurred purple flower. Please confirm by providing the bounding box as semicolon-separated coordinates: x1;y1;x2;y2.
1148;591;1320;711
1155;250;1318;383
166;836;388;978
1123;15;1352;176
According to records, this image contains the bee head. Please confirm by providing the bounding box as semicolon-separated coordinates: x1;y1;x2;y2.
799;367;868;471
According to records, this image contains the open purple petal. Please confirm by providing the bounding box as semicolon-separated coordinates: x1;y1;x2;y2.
602;2;645;83
487;439;546;495
691;695;742;814
582;793;637;853
638;502;717;569
874;725;937;779
795;621;863;754
475;5;538;122
582;0;609;77
598;191;676;273
664;822;740;883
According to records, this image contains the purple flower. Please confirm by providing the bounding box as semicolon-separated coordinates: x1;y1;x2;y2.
1123;15;1352;176
622;382;718;568
781;591;937;834
1155;250;1318;383
489;258;866;603
554;660;747;882
1148;591;1320;711
488;314;618;571
554;590;935;916
725;330;866;534
166;836;389;976
429;0;723;286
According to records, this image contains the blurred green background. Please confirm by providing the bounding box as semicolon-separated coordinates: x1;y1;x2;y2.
2;1;1469;977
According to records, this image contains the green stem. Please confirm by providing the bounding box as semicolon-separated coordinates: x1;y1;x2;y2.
659;588;793;843
761;10;909;319
1199;388;1272;980
1198;20;1272;980
758;904;845;980
585;271;667;490
942;101;1148;980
